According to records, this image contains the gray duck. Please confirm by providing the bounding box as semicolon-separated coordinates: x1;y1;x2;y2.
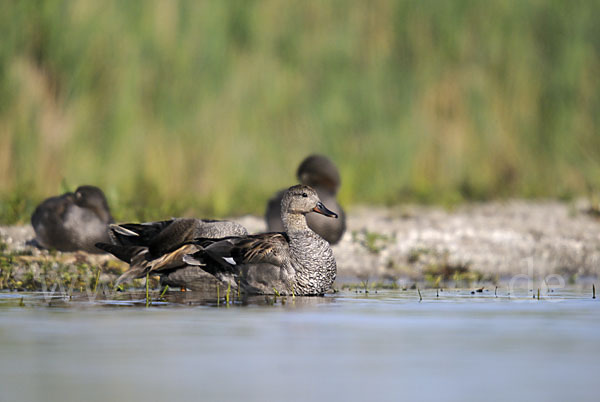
184;185;338;295
31;185;113;253
95;217;248;286
265;154;346;244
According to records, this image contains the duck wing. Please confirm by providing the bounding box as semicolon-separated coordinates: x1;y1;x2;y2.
108;219;175;247
230;232;290;266
146;243;200;274
96;242;200;285
109;218;245;257
184;233;290;275
109;218;197;257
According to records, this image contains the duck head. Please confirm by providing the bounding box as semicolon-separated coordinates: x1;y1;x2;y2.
282;185;338;219
296;155;341;194
74;185;113;223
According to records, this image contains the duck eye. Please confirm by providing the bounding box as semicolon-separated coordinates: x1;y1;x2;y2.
302;192;308;198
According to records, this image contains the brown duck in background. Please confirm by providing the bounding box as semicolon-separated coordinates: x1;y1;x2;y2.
31;185;113;253
265;155;346;244
96;217;248;288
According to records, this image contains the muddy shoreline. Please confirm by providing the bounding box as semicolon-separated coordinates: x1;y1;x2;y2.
1;199;599;290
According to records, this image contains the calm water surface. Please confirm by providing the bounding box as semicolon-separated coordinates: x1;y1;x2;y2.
0;288;598;402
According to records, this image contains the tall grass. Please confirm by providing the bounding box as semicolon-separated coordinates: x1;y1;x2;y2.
1;0;599;223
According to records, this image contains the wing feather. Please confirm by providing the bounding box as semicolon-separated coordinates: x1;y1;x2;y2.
232;232;289;265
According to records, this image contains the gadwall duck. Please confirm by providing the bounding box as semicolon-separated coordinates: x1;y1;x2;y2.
265;154;346;244
31;185;113;253
96;218;248;286
184;185;338;295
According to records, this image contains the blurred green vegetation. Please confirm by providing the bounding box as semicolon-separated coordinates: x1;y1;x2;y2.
1;0;599;224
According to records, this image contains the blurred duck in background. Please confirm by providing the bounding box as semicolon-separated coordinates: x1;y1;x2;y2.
31;185;114;253
265;155;346;244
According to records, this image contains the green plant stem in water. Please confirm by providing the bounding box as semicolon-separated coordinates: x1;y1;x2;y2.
93;268;100;294
417;287;422;302
160;285;169;298
145;271;150;307
226;283;231;304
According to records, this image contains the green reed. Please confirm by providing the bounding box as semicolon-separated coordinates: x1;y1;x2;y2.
1;0;599;224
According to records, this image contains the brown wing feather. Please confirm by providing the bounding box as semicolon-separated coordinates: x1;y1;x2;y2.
232;233;289;266
149;243;200;274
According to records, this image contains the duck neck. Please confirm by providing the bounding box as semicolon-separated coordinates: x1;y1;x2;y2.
282;211;310;234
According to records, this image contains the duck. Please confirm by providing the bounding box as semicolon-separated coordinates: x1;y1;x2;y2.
265;154;346;244
31;185;114;253
183;184;339;295
95;217;248;286
98;185;338;295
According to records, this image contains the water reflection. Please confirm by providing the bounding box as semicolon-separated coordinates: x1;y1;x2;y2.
0;289;598;402
0;286;595;309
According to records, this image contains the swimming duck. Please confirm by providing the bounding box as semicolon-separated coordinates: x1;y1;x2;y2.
184;184;339;295
96;217;248;286
265;154;346;244
31;185;113;253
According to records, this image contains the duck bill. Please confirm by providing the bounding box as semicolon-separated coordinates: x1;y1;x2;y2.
313;202;338;218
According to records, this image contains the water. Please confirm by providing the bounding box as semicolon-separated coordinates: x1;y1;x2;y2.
0;289;598;402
